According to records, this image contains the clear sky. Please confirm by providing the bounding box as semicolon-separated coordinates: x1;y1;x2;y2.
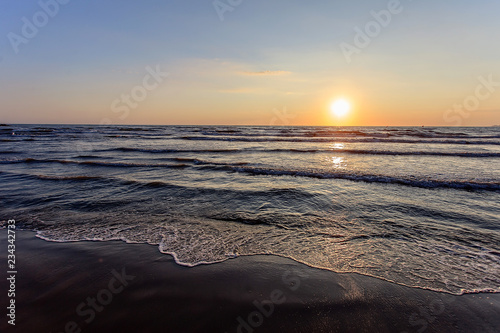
0;0;499;126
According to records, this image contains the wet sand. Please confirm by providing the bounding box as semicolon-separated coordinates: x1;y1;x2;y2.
0;229;499;332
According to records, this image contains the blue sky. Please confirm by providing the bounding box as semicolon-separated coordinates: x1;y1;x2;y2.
1;0;499;125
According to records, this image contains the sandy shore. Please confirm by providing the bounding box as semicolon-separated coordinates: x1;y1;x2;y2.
1;229;499;332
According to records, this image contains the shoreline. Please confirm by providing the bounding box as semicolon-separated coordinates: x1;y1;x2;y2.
30;228;500;296
1;229;499;332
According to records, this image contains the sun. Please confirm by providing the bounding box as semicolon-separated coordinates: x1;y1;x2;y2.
330;99;351;118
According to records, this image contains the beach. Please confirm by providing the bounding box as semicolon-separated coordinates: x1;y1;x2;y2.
1;229;499;332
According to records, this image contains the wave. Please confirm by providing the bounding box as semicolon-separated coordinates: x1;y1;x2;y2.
99;147;241;154
0;169;316;199
116;127;162;132
77;161;188;168
96;146;500;158
193;127;500;139
0;158;189;168
2;157;498;191
3;126;499;140
272;148;500;157
179;135;500;145
35;175;105;181
0;170;109;182
198;164;500;191
0;157;241;168
75;155;102;159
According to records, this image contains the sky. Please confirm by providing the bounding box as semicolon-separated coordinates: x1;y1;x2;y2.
0;0;499;126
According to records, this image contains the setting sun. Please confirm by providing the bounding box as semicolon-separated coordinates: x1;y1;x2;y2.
330;99;351;118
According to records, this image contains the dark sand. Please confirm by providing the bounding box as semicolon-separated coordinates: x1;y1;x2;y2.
1;229;499;333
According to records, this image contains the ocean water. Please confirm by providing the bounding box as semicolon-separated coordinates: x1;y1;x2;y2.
1;124;499;295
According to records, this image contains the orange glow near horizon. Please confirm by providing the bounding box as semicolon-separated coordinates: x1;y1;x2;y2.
321;97;355;126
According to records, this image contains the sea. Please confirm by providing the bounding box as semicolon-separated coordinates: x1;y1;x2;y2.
1;124;499;295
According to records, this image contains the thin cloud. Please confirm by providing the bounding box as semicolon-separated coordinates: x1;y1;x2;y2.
217;88;254;94
239;70;291;76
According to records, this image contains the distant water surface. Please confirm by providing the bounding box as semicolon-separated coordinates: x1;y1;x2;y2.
1;125;499;294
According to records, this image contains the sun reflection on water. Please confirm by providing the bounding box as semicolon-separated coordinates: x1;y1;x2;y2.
330;156;344;169
331;143;345;150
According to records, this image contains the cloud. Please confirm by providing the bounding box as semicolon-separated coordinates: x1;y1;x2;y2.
217;88;255;94
239;70;291;76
